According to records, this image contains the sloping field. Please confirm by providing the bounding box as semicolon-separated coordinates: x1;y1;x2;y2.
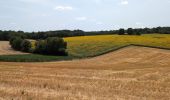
0;46;170;100
0;41;28;55
1;34;170;62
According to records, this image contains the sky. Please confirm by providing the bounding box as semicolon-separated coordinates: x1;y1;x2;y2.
0;0;170;32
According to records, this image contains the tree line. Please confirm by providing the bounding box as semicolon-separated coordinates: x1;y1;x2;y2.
0;27;170;40
118;27;170;35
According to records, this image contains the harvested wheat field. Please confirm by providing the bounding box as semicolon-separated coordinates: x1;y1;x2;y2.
0;46;170;100
0;41;28;55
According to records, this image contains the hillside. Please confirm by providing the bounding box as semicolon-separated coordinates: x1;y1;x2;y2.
1;34;170;62
0;46;170;99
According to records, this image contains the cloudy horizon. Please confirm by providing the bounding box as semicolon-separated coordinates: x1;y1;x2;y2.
0;0;170;32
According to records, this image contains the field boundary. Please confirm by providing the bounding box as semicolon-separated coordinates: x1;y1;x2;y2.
131;44;170;50
86;45;131;58
86;44;170;58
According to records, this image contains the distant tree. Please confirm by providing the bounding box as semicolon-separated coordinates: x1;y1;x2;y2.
136;31;141;36
21;40;31;52
0;31;10;40
9;32;26;39
143;28;150;34
127;28;134;35
133;29;142;36
118;28;125;35
73;30;85;36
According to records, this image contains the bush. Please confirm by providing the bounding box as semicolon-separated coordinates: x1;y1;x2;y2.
21;40;31;52
46;37;67;55
34;37;68;56
9;37;17;45
9;36;68;56
34;40;47;54
11;37;23;50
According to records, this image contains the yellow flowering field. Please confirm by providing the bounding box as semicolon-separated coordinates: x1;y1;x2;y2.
65;34;170;57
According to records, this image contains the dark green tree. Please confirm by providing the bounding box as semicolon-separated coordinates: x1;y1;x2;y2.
34;40;47;54
136;31;141;36
46;37;67;55
34;37;67;56
9;37;17;45
11;37;23;50
118;28;125;35
127;28;134;35
21;40;32;52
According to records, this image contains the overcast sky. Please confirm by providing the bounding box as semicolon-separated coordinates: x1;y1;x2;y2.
0;0;170;32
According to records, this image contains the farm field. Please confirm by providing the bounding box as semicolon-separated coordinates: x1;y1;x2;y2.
1;34;170;62
0;46;170;99
0;41;28;55
65;34;170;57
1;0;169;99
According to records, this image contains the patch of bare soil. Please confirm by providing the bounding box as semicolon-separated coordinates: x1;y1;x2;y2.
0;41;28;55
0;46;170;100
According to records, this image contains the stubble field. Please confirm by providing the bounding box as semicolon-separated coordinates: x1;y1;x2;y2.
0;41;28;55
0;46;170;100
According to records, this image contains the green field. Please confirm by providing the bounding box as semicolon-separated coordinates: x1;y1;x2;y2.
1;34;170;62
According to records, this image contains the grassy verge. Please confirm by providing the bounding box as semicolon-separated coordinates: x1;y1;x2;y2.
0;54;77;62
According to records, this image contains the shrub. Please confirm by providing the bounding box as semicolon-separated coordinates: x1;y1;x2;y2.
9;36;68;56
34;37;67;56
46;37;67;55
9;37;17;45
11;37;23;50
34;40;47;54
21;40;31;52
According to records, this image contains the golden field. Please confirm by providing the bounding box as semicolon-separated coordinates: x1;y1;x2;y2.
0;34;170;99
0;46;170;99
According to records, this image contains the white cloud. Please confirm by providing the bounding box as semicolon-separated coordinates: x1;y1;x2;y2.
120;0;129;5
76;17;87;21
54;6;73;11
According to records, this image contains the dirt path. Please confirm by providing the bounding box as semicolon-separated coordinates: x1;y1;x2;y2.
0;41;28;55
0;46;170;100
